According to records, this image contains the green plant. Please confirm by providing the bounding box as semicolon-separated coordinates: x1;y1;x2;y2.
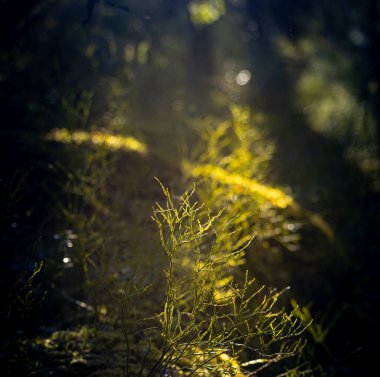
3;261;46;324
185;106;334;257
182;106;336;296
118;180;309;376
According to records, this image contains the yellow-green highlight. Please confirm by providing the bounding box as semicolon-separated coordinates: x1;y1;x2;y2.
190;164;294;208
188;0;225;26
188;163;334;240
47;128;148;155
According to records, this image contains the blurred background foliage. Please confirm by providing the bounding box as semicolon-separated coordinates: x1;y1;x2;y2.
0;0;379;376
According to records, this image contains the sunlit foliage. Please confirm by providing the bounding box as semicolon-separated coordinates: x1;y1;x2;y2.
116;181;308;376
185;106;334;266
190;164;294;209
188;0;226;26
47;128;148;155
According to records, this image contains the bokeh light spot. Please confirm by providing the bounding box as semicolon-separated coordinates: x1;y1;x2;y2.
236;70;251;85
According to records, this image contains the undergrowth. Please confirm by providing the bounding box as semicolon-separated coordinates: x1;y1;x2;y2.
184;106;334;287
1;110;332;376
116;180;311;376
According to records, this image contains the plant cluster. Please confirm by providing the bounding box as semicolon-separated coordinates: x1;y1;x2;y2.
117;180;309;376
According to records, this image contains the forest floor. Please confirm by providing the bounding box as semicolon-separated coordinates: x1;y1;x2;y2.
1;103;379;376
